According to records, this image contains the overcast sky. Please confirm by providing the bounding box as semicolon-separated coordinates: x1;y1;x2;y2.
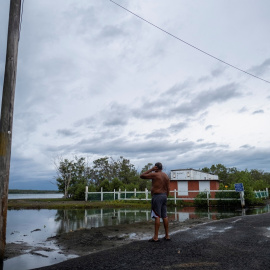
1;0;270;190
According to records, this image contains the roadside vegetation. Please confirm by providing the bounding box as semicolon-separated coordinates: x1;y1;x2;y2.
55;156;153;200
194;164;270;207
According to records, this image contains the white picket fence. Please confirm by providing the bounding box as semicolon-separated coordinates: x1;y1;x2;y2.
254;189;269;199
84;186;264;207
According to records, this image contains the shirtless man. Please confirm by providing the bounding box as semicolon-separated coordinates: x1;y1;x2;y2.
140;162;170;242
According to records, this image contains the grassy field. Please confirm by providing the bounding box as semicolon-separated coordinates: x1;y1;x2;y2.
8;198;151;210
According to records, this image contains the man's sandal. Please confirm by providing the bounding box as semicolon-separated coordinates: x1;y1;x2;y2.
148;238;160;242
163;237;171;241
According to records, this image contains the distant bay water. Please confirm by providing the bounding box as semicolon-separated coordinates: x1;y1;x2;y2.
8;193;64;199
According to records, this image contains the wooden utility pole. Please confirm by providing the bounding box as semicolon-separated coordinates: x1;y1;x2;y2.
0;0;21;260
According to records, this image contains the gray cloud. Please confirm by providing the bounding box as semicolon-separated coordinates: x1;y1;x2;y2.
98;25;127;39
211;66;226;77
103;117;128;126
73;116;97;128
166;148;270;173
102;103;130;127
145;129;169;139
168;122;188;133
252;110;264;115
238;107;248;113
249;58;270;76
205;125;214;130
10;156;55;189
80;138;195;157
172;83;241;116
197;76;210;83
161;80;192;97
57;129;77;137
240;144;254;149
132;83;242;121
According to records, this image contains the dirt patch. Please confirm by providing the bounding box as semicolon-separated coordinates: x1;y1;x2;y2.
4;242;30;259
4;242;56;260
46;217;211;257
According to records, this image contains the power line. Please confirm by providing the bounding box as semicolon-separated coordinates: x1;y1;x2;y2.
109;0;270;84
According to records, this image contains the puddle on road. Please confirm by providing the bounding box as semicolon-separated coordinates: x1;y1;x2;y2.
4;249;78;270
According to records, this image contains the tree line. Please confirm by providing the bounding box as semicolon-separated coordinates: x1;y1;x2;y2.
55;157;270;201
201;164;270;190
55;156;153;200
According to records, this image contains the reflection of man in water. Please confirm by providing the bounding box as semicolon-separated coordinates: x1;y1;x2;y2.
140;162;170;242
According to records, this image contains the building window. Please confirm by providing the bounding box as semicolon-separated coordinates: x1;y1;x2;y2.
178;181;188;196
199;181;210;192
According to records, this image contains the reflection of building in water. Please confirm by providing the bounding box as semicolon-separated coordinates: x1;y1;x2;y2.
84;209;151;228
56;206;266;234
167;207;212;222
84;207;245;228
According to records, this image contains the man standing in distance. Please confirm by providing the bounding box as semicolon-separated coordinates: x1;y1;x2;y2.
140;162;170;242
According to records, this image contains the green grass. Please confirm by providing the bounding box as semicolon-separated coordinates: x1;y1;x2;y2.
8;198;151;210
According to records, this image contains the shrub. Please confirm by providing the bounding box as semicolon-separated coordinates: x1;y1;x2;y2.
194;192;210;207
215;190;239;207
72;183;86;200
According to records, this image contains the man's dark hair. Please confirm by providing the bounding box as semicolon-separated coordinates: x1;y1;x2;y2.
155;162;163;170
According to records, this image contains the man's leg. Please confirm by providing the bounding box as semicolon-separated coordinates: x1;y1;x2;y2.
154;217;160;240
163;217;170;239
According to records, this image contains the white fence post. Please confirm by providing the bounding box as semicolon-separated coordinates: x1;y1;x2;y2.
119;189;121;200
85;186;88;201
101;187;103;201
125;189;127;200
84;209;87;225
145;188;148;200
134;188;136;198
174;189;176;204
207;191;210;207
114;189;116;200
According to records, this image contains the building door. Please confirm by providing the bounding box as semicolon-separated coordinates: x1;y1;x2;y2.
177;181;188;196
199;181;210;192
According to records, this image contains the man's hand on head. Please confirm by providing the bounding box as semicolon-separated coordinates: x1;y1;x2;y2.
140;165;160;179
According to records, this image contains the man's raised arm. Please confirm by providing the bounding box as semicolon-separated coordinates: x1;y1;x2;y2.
140;166;157;179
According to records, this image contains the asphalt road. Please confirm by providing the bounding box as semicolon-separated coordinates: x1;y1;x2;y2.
34;212;270;270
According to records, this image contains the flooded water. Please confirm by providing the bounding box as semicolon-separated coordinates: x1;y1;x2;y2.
8;194;63;199
4;205;270;270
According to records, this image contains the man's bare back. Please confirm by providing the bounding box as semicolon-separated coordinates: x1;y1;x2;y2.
140;166;170;196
